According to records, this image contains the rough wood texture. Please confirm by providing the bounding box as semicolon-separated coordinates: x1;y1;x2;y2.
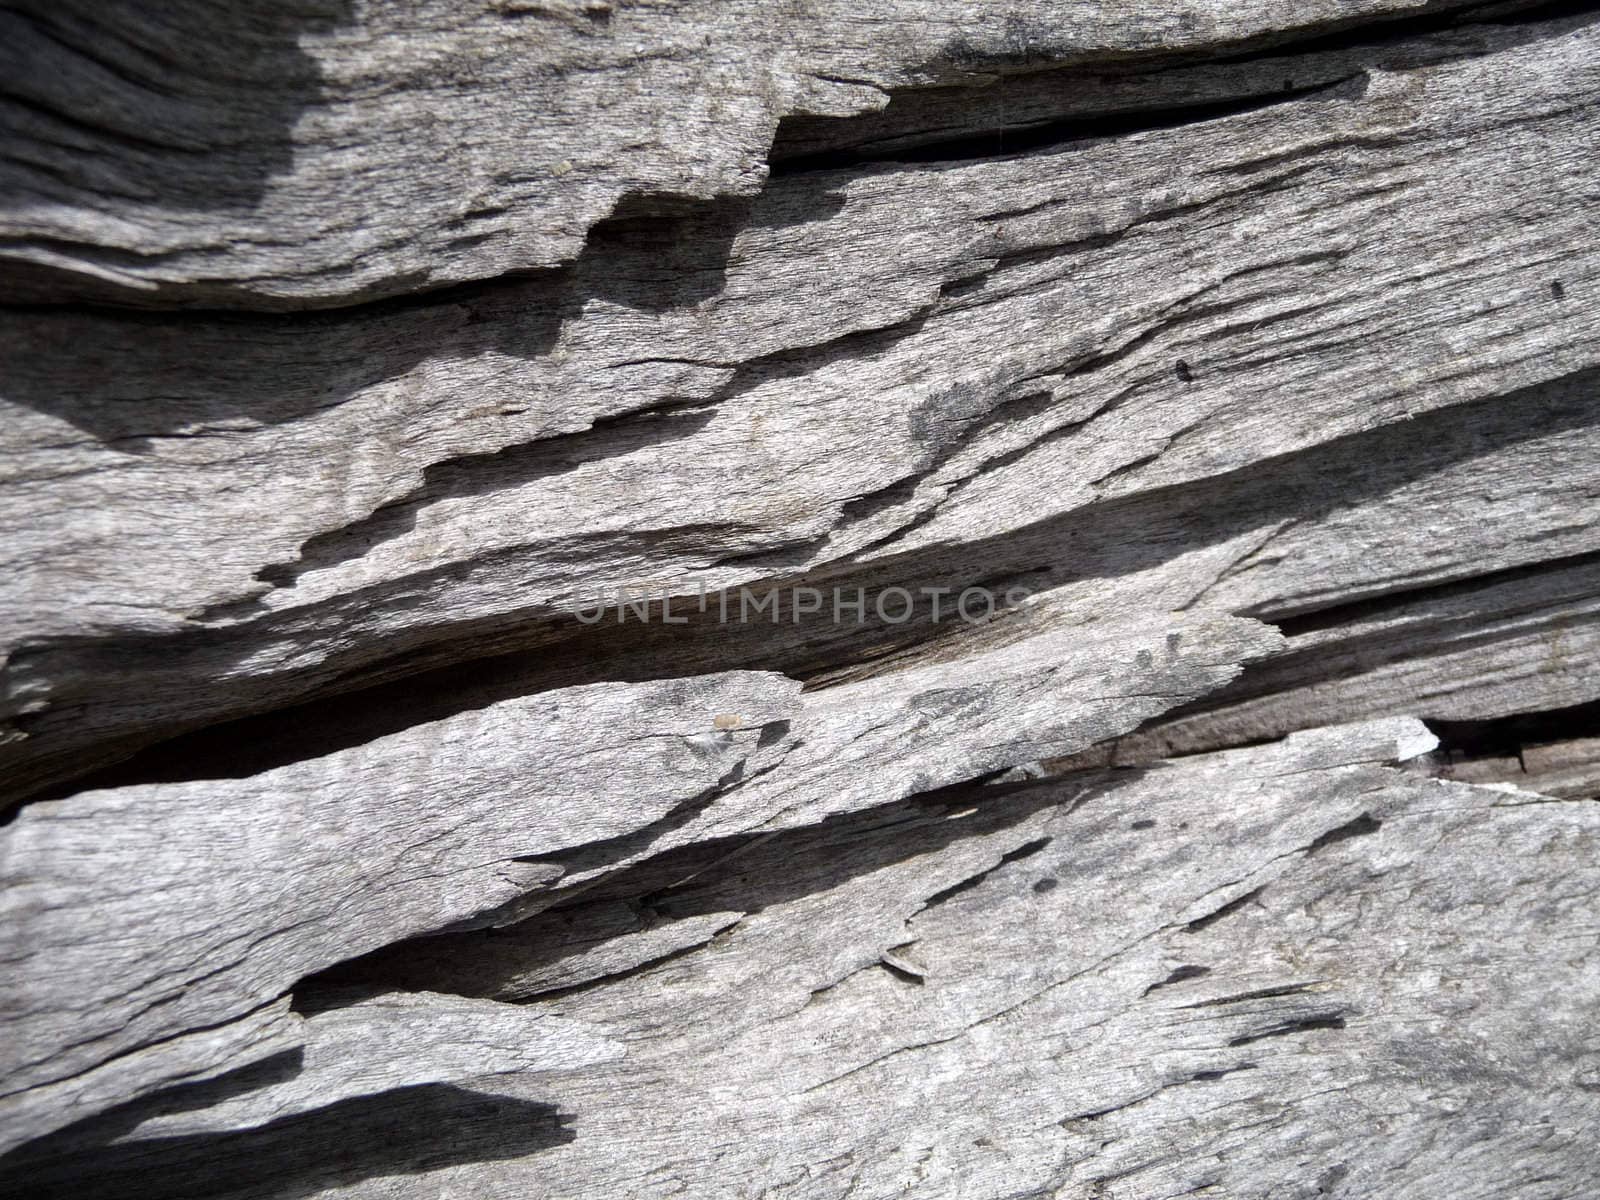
4;8;1598;806
11;722;1600;1198
0;0;1525;308
2;0;1598;1195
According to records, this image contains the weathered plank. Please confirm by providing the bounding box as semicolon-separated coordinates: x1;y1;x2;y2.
12;720;1599;1198
0;671;797;1150
0;0;1513;307
4;15;1597;804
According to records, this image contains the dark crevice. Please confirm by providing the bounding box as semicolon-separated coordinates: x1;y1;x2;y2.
771;76;1366;174
1189;1063;1258;1082
878;952;928;986
834;252;1350;564
5;0;1598;1180
920;836;1054;909
489;754;789;912
1227;1014;1348;1046
1210;0;1600;54
1063;1058;1261;1125
1179;982;1317;1009
1270;545;1600;637
0;1085;573;1200
1428;698;1600;759
1143;964;1212;996
1183;887;1265;934
194;292;946;611
1306;814;1382;856
475;932;729;1006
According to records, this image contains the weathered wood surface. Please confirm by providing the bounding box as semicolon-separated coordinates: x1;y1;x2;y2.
4;8;1598;806
11;721;1600;1199
0;615;1279;1151
0;0;1534;309
2;0;1598;1195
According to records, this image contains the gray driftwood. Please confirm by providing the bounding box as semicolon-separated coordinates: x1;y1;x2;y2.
2;1;1598;1196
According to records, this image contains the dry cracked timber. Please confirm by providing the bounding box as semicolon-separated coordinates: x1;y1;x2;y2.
1;1;1598;1196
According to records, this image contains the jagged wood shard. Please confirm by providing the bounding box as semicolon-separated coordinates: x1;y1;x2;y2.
0;671;799;1150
